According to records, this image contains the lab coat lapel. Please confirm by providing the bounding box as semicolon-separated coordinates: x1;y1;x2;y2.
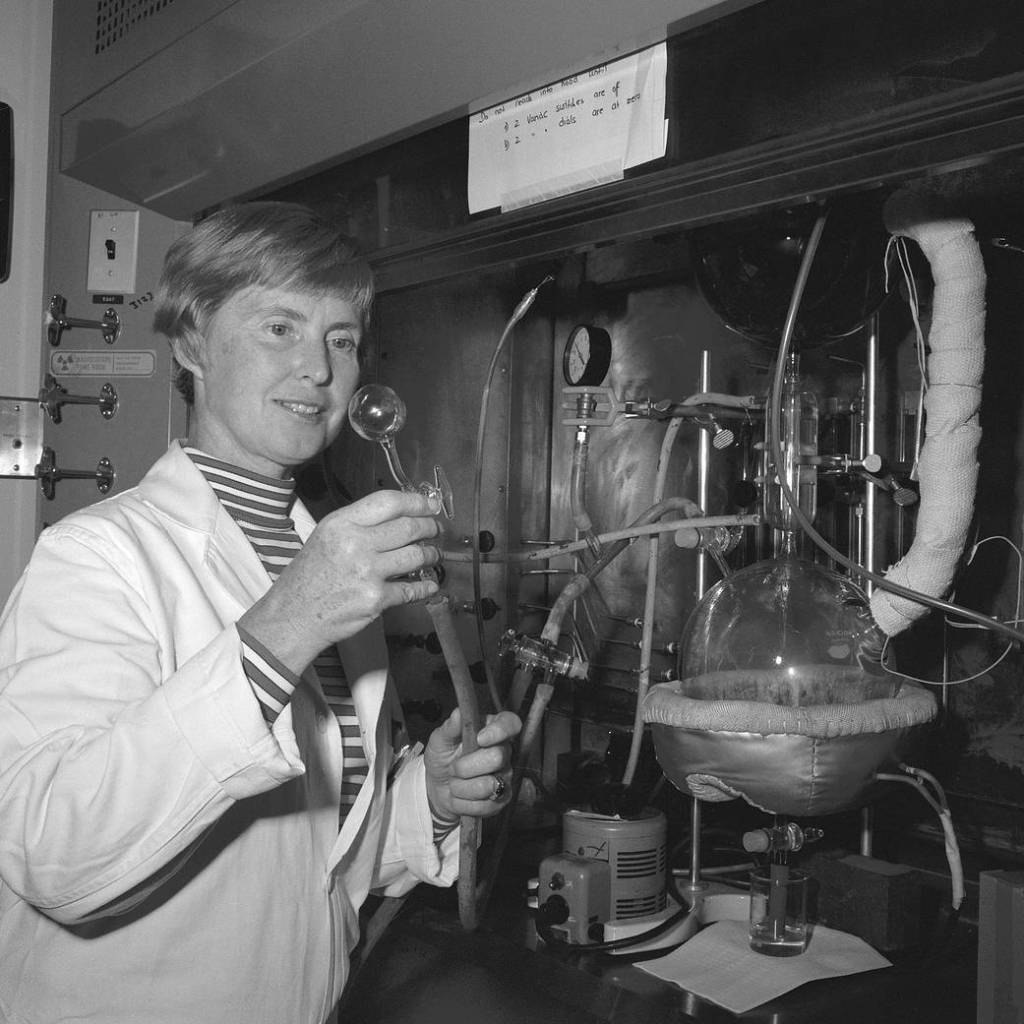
139;441;273;613
204;514;272;612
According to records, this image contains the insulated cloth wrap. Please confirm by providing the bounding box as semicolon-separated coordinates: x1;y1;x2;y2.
643;670;936;738
870;191;985;637
642;670;937;815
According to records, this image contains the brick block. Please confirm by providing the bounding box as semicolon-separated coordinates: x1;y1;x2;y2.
806;852;921;952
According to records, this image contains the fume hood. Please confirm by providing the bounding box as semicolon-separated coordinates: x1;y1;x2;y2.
40;0;1024;1017
53;0;757;220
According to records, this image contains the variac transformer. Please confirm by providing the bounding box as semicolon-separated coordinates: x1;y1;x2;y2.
536;808;668;945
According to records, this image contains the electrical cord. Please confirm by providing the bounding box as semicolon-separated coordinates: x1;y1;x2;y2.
875;768;964;911
877;535;1024;687
873;766;966;967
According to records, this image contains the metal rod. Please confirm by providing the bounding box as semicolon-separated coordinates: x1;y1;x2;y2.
687;351;713;890
689;797;702;888
860;805;874;857
858;317;881;856
696;351;711;599
863;315;879;593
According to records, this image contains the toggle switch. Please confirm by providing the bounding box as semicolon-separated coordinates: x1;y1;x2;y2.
87;209;139;294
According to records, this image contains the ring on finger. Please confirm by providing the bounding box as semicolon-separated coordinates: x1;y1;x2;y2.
489;773;507;802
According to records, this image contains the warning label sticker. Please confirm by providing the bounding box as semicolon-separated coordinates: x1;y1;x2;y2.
50;350;156;377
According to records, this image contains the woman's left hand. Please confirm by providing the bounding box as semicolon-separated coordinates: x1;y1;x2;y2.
423;709;521;821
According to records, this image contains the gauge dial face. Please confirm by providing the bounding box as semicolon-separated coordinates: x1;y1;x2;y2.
562;324;611;386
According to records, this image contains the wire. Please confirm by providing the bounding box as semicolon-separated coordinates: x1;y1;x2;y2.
881;634;1015;687
885;235;927;478
879;534;1024;686
899;763;951;813
949;535;1024;632
770;207;1024;648
875;768;964;910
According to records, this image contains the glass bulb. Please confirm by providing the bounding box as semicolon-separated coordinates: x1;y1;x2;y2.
347;383;407;443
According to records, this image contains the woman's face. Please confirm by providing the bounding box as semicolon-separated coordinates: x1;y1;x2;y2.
181;284;363;478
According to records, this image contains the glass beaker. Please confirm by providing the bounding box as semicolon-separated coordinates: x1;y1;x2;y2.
749;866;810;956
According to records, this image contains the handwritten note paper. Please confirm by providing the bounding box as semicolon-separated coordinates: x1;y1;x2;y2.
467;42;668;213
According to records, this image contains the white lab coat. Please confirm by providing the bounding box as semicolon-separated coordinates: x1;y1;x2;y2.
0;441;458;1024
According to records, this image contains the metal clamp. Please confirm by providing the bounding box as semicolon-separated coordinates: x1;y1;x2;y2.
47;294;120;347
799;452;882;474
560;386;621;427
38;374;118;423
742;821;823;855
620;394;765;421
498;630;577;677
35;446;115;500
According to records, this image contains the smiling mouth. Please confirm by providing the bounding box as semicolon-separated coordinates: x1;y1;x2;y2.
276;400;325;419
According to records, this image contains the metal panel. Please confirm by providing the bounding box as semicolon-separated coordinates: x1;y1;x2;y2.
335;233;777;729
38;170;188;527
322;266;554;719
51;0;235;113
370;74;1024;293
56;0;759;218
542;244;753;709
339;226;895;750
93;0;181;54
0;397;43;479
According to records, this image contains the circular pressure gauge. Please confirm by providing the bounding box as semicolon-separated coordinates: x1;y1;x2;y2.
562;324;612;386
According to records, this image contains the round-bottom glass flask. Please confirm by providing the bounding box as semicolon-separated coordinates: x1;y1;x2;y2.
643;554;937;815
680;554;883;683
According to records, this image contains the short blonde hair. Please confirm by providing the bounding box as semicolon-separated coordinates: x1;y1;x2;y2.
152;202;374;404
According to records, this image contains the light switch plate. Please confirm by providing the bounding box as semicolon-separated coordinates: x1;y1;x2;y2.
87;209;139;294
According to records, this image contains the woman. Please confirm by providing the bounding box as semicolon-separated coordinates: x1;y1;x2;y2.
0;202;519;1024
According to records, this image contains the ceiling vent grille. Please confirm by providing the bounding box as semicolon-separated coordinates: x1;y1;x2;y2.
94;0;176;54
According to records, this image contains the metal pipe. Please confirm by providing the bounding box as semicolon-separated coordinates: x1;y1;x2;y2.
863;315;879;594
687;351;714;889
689;795;703;890
696;352;711;599
860;805;874;857
856;318;881;861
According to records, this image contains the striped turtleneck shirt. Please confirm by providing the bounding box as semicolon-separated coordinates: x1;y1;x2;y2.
185;448;368;813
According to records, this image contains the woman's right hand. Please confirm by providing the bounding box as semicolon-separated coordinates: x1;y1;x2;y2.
238;489;441;674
